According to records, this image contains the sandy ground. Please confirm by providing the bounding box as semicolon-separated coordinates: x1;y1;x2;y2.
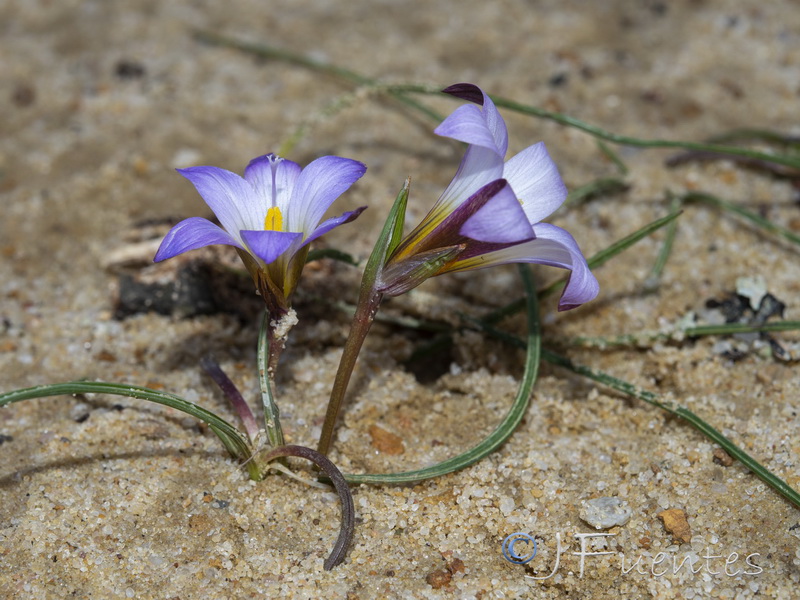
1;1;799;598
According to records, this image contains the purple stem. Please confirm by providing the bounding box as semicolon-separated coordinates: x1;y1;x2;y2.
200;355;260;443
260;444;355;570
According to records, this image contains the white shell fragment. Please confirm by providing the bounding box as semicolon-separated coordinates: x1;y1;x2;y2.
579;496;632;529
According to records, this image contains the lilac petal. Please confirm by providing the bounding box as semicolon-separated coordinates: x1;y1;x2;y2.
504;142;568;224
177;166;261;241
445;223;599;310
421;179;509;251
435;104;502;153
439;84;508;157
243;154;302;214
154;217;242;262
241;229;303;264
459;182;534;243
286;156;366;234
432;143;505;217
303;206;367;247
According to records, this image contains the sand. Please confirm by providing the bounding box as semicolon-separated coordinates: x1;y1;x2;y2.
1;1;799;598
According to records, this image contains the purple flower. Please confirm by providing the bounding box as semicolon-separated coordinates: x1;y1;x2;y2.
155;153;366;307
380;84;598;311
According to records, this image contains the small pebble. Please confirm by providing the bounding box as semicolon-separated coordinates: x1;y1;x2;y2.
425;568;451;589
658;508;692;544
368;424;405;455
579;496;632;529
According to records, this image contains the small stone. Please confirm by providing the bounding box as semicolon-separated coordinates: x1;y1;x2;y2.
369;424;405;455
425;568;451;589
579;496;632;529
657;508;692;544
712;448;734;466
448;557;465;574
736;276;767;311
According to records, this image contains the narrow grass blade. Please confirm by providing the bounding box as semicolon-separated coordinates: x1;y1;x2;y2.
0;381;258;478
568;321;800;349
644;194;683;292
540;349;800;510
684;191;800;247
192;31;444;123
464;320;800;510
383;83;800;171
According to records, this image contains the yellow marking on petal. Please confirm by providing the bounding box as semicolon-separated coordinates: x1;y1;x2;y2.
390;211;449;260
264;206;283;231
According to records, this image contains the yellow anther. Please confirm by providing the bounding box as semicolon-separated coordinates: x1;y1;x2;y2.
264;206;283;231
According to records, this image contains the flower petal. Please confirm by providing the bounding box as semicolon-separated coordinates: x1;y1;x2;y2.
177;166;261;243
445;222;599;310
303;206;367;246
504;142;568;224
439;84;508;157
459;181;535;243
243;154;302;215
154;217;242;262
429;144;505;219
286;156;366;234
405;179;509;256
435;104;502;154
241;229;303;264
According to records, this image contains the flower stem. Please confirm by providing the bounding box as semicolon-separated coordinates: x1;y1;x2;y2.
317;286;383;457
316;180;409;457
259;311;286;448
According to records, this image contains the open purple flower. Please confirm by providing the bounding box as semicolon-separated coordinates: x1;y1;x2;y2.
155;153;366;309
379;84;598;311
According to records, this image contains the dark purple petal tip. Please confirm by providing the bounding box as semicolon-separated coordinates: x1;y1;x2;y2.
442;83;485;106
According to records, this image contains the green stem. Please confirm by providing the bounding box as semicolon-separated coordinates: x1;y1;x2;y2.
317;180;410;457
259;311;285;448
568;320;800;349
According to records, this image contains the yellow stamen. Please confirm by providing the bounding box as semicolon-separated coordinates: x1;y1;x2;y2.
264;206;283;231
